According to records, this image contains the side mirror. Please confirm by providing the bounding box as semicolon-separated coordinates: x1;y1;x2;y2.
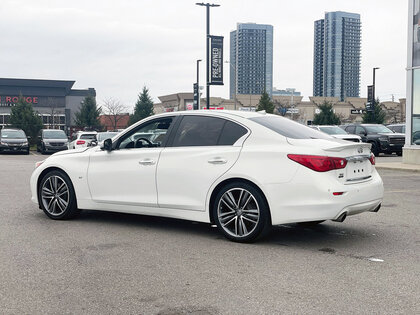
102;138;113;151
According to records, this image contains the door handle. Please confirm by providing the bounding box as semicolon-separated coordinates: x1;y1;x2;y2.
208;157;227;165
139;159;155;165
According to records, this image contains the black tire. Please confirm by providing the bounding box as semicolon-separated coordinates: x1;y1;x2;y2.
370;141;379;156
38;170;80;220
212;181;271;243
25;149;30;155
297;220;325;227
41;144;46;155
396;151;402;156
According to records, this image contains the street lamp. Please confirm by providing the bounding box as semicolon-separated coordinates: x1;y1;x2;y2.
225;60;237;110
196;59;202;109
195;2;220;109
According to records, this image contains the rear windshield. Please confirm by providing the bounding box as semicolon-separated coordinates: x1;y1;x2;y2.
80;134;97;140
319;126;348;135
249;116;331;139
43;130;67;139
1;129;26;139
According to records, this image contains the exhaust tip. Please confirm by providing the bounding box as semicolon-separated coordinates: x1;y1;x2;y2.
373;204;381;213
333;212;347;223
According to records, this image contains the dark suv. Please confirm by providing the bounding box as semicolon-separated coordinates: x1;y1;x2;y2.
37;129;69;154
0;128;30;154
340;124;405;156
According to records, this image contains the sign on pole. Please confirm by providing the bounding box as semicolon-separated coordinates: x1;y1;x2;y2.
193;83;199;110
366;85;374;112
209;36;224;85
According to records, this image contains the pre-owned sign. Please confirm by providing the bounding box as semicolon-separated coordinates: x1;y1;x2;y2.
209;36;224;85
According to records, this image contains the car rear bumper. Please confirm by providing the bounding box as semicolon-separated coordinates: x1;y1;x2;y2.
265;167;384;225
44;145;68;152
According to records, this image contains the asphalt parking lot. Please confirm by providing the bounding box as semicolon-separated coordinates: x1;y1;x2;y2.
0;153;419;314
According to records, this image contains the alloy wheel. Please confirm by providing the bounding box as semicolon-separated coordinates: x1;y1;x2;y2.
217;188;260;238
41;175;69;216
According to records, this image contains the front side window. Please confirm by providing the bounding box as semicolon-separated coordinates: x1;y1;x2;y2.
364;125;393;134
118;117;173;149
355;126;365;135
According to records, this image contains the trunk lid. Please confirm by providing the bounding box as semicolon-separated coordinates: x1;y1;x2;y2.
287;138;373;184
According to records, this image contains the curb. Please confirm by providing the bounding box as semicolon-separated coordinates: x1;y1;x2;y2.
375;164;420;173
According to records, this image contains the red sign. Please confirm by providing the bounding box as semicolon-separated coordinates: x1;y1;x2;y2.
0;96;38;104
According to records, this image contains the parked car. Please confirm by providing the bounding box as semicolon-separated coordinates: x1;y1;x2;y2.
310;125;362;142
340;124;404;156
387;123;405;134
89;131;120;147
30;111;383;243
37;129;68;154
68;131;97;149
0;128;29;154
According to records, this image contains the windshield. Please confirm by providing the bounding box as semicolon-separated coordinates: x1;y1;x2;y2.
1;129;26;139
319;126;348;135
43;130;67;139
365;125;393;134
249;115;332;139
97;132;119;141
80;134;97;140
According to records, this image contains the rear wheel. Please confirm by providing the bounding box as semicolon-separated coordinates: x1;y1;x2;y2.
213;182;271;243
396;151;402;156
38;170;80;220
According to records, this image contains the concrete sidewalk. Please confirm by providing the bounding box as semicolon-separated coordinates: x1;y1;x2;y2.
375;162;420;172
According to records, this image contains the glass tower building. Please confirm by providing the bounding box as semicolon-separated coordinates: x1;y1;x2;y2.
313;11;361;101
230;23;273;99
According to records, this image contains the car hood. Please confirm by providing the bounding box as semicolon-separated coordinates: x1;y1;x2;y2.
43;138;68;142
1;138;27;143
377;132;405;138
51;147;89;157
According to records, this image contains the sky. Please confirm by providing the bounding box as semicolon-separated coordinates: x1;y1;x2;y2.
0;0;408;111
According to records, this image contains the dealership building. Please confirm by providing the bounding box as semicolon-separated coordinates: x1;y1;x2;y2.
0;78;96;132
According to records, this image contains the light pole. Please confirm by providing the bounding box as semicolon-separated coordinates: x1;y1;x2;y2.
225;60;237;110
196;2;220;109
197;59;201;109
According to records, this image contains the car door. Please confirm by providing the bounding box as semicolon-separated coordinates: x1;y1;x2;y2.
355;126;368;142
156;115;249;211
87;116;175;207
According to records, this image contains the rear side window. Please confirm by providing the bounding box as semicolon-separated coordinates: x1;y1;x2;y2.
172;116;225;146
218;121;248;145
249;115;331;139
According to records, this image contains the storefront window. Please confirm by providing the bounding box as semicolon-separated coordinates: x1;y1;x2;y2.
412;69;420;145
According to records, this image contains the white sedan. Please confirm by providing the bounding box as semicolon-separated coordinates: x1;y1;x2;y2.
30;111;384;242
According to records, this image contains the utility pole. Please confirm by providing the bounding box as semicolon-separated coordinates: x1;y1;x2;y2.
196;3;220;109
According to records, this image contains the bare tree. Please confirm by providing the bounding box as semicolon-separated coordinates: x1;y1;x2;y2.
46;97;62;129
101;98;128;131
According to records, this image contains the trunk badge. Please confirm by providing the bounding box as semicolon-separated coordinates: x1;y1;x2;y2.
357;147;363;154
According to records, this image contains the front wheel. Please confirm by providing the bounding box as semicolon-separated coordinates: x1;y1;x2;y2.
213;182;271;243
38;170;80;220
396;151;402;156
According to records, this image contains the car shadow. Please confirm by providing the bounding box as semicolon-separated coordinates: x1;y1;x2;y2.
68;210;378;250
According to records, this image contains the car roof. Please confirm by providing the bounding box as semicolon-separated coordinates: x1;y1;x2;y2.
152;110;267;120
1;128;24;131
43;129;64;131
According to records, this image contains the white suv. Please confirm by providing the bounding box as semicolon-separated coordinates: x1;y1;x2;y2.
69;131;97;149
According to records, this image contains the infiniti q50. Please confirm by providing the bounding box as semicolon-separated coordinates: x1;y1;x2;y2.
30;111;384;242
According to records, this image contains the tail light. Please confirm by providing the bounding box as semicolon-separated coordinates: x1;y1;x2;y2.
287;154;347;172
369;153;375;165
76;140;86;145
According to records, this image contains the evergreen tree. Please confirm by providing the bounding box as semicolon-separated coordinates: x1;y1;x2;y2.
74;96;101;129
256;91;275;113
9;96;43;144
129;86;154;125
313;101;341;125
362;99;386;124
